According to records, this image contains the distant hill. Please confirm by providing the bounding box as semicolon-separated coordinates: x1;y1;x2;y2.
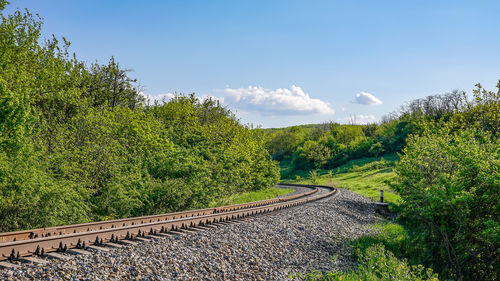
256;122;364;135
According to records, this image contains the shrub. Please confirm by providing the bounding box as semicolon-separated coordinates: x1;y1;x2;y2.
309;170;319;184
0;149;90;231
369;141;384;157
393;124;499;280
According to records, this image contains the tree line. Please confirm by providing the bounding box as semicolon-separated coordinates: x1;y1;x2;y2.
0;3;279;232
264;87;497;176
264;116;411;176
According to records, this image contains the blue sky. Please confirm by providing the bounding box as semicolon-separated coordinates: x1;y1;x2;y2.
5;0;500;127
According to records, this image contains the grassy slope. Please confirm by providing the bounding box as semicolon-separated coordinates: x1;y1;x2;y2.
283;154;400;207
211;187;294;207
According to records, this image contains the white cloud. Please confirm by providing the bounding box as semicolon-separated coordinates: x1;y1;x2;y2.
354;92;382;106
221;85;334;115
337;114;377;125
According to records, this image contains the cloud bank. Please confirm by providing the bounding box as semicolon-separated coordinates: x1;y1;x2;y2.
354;92;382;106
222;85;334;115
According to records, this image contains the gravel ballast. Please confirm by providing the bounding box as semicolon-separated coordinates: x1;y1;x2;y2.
1;188;382;280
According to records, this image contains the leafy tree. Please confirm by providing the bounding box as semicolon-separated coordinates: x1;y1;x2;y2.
297;140;331;169
368;142;384;157
453;82;499;137
266;126;306;161
330;124;365;145
0;78;30;152
393;124;499;280
86;57;144;110
0;3;280;231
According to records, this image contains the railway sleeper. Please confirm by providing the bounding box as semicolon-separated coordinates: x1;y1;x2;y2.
86;245;110;252
104;242;123;248
45;252;73;260
67;248;92;256
0;261;21;269
20;256;50;265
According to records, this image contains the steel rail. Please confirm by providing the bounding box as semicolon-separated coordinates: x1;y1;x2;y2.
0;184;315;244
0;184;335;261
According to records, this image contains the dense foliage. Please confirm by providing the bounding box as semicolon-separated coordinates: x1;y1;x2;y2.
393;85;499;281
264;88;489;178
264;116;417;177
0;3;279;232
265;91;486;178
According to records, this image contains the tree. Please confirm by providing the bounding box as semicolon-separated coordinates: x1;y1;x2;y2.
0;78;30;152
86;57;144;110
0;2;280;231
454;82;500;137
368;142;384;157
393;124;499;280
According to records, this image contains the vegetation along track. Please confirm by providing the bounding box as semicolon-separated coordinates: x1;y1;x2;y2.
0;184;335;264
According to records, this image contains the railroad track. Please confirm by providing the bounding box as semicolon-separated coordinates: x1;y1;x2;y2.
0;184;335;268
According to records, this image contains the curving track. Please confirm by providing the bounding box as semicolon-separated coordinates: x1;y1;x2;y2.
0;184;335;265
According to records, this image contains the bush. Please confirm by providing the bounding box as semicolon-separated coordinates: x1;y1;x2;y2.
309;170;319;184
393;124;499;280
0;149;90;231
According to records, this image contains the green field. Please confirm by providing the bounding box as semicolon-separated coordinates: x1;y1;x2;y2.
284;154;400;207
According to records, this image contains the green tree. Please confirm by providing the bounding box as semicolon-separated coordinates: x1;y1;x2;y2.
0;2;280;231
368;141;384;157
453;82;499;137
393;124;499;280
86;57;144;110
